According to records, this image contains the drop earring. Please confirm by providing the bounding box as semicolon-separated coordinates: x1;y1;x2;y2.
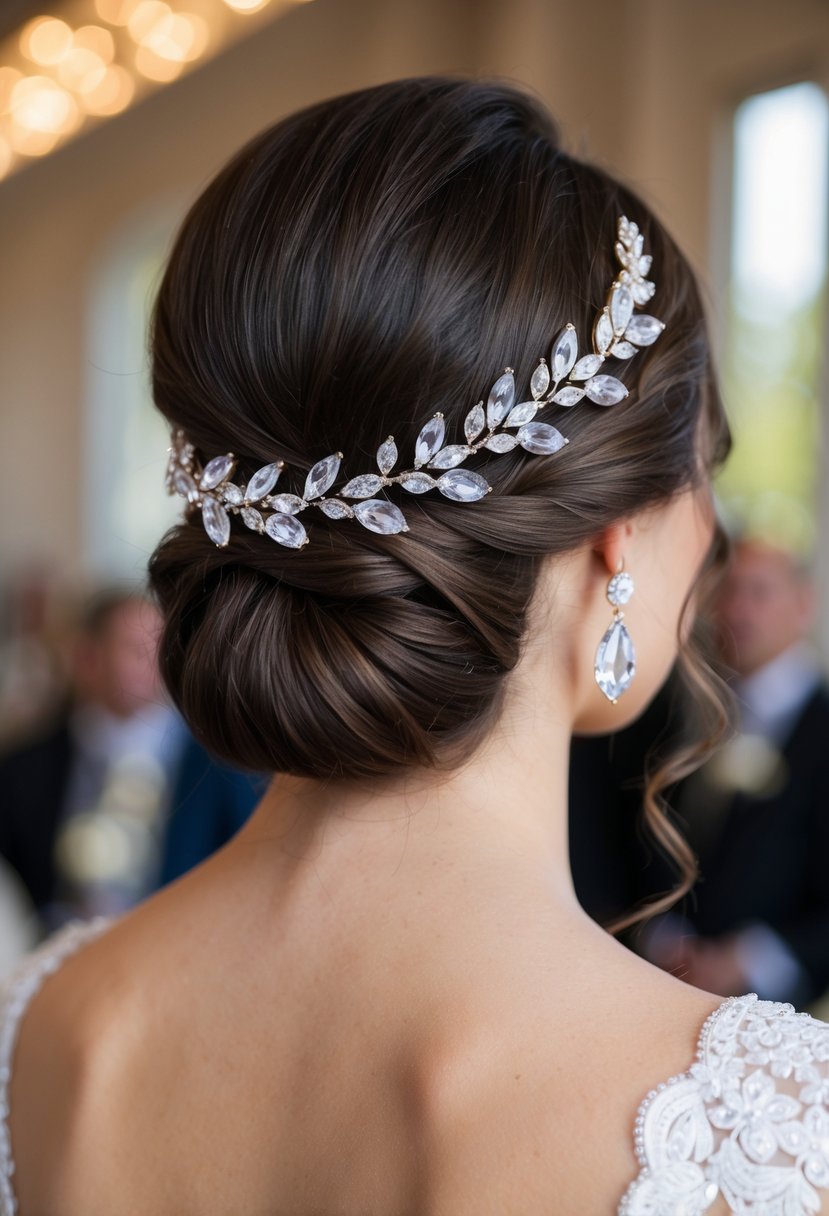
594;564;636;704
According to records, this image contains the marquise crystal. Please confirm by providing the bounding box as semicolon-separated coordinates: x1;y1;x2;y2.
551;325;578;382
437;469;490;501
304;453;341;501
245;462;281;502
353;499;408;534
202;496;230;546
595;616;636;703
265;512;308;548
414;415;446;468
486;371;515;428
201;454;235;491
342;474;385;498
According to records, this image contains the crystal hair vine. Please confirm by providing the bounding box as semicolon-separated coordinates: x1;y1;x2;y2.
165;216;664;550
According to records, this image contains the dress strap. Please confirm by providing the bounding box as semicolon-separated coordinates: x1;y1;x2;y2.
0;917;113;1216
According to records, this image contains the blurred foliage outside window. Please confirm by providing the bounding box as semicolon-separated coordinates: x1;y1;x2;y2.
718;81;829;557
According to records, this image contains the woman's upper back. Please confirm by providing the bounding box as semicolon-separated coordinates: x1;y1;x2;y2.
5;854;829;1216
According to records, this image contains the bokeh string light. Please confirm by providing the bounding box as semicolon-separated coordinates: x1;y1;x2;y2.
0;0;300;181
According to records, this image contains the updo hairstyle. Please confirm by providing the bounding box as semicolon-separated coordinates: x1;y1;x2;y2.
147;77;728;820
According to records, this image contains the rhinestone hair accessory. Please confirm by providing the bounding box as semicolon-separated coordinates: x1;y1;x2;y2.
165;216;664;550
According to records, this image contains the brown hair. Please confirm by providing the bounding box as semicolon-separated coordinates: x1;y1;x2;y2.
147;77;730;915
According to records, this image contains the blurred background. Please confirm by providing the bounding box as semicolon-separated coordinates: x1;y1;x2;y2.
0;0;828;1002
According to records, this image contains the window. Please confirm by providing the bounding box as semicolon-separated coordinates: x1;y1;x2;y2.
84;203;183;581
718;81;829;553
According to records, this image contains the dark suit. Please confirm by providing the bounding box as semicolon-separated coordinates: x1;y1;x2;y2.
0;711;266;917
569;678;829;1003
677;686;829;1001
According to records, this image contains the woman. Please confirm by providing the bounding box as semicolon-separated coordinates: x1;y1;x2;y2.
3;78;827;1216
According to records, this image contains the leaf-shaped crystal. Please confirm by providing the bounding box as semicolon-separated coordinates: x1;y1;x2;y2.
631;279;656;306
173;469;199;501
551;386;585;407
594;616;635;703
201;454;236;491
551;326;578;382
376;437;398;475
319;499;354;519
202;497;231;546
516;422;567;454
570;355;604;381
437;470;490;502
464;402;485;443
483;433;518;452
624;315;665;346
486;371;515;428
353;499;409;534
241;507;263;532
221;483;244;505
428;445;472;469
609;341;637;359
303;453;341;501
414;415;446;468
264;512;308;548
583;375;628;406
341;474;385;498
504;401;537;428
401;473;437;494
610;283;634;335
594;310;614;355
245;462;281;502
267;494;305;514
530;360;551;400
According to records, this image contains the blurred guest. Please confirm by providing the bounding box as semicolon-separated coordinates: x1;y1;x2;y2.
642;540;829;1005
0;587;264;935
0;566;70;751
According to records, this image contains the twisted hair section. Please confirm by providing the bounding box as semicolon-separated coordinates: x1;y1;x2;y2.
147;76;731;923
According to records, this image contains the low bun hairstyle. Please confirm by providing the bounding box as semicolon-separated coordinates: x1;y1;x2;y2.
148;77;729;806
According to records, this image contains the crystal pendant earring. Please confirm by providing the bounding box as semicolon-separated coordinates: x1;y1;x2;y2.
594;565;636;704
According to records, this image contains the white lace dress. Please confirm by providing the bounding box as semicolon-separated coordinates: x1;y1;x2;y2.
1;922;828;1215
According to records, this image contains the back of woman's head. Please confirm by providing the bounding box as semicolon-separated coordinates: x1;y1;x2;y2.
148;75;727;783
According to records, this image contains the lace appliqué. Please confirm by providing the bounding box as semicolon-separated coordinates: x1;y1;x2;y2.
0;918;112;1216
619;993;829;1215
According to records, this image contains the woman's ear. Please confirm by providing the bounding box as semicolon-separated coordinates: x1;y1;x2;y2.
593;520;635;577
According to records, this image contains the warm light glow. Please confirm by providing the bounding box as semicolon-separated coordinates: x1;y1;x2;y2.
58;47;108;92
134;43;183;81
94;0;144;27
11;75;79;134
222;0;271;12
127;1;171;40
0;0;292;178
80;63;135;115
73;25;116;63
20;16;74;66
140;12;209;61
9;123;61;156
0;67;23;114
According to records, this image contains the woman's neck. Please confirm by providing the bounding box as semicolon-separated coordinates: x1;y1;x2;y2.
233;642;581;915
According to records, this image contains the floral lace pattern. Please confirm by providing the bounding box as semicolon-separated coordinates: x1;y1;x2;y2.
0;918;112;1215
619;993;829;1215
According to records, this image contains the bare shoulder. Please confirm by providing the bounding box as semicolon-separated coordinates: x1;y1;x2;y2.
8;918;140;1213
416;954;727;1214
